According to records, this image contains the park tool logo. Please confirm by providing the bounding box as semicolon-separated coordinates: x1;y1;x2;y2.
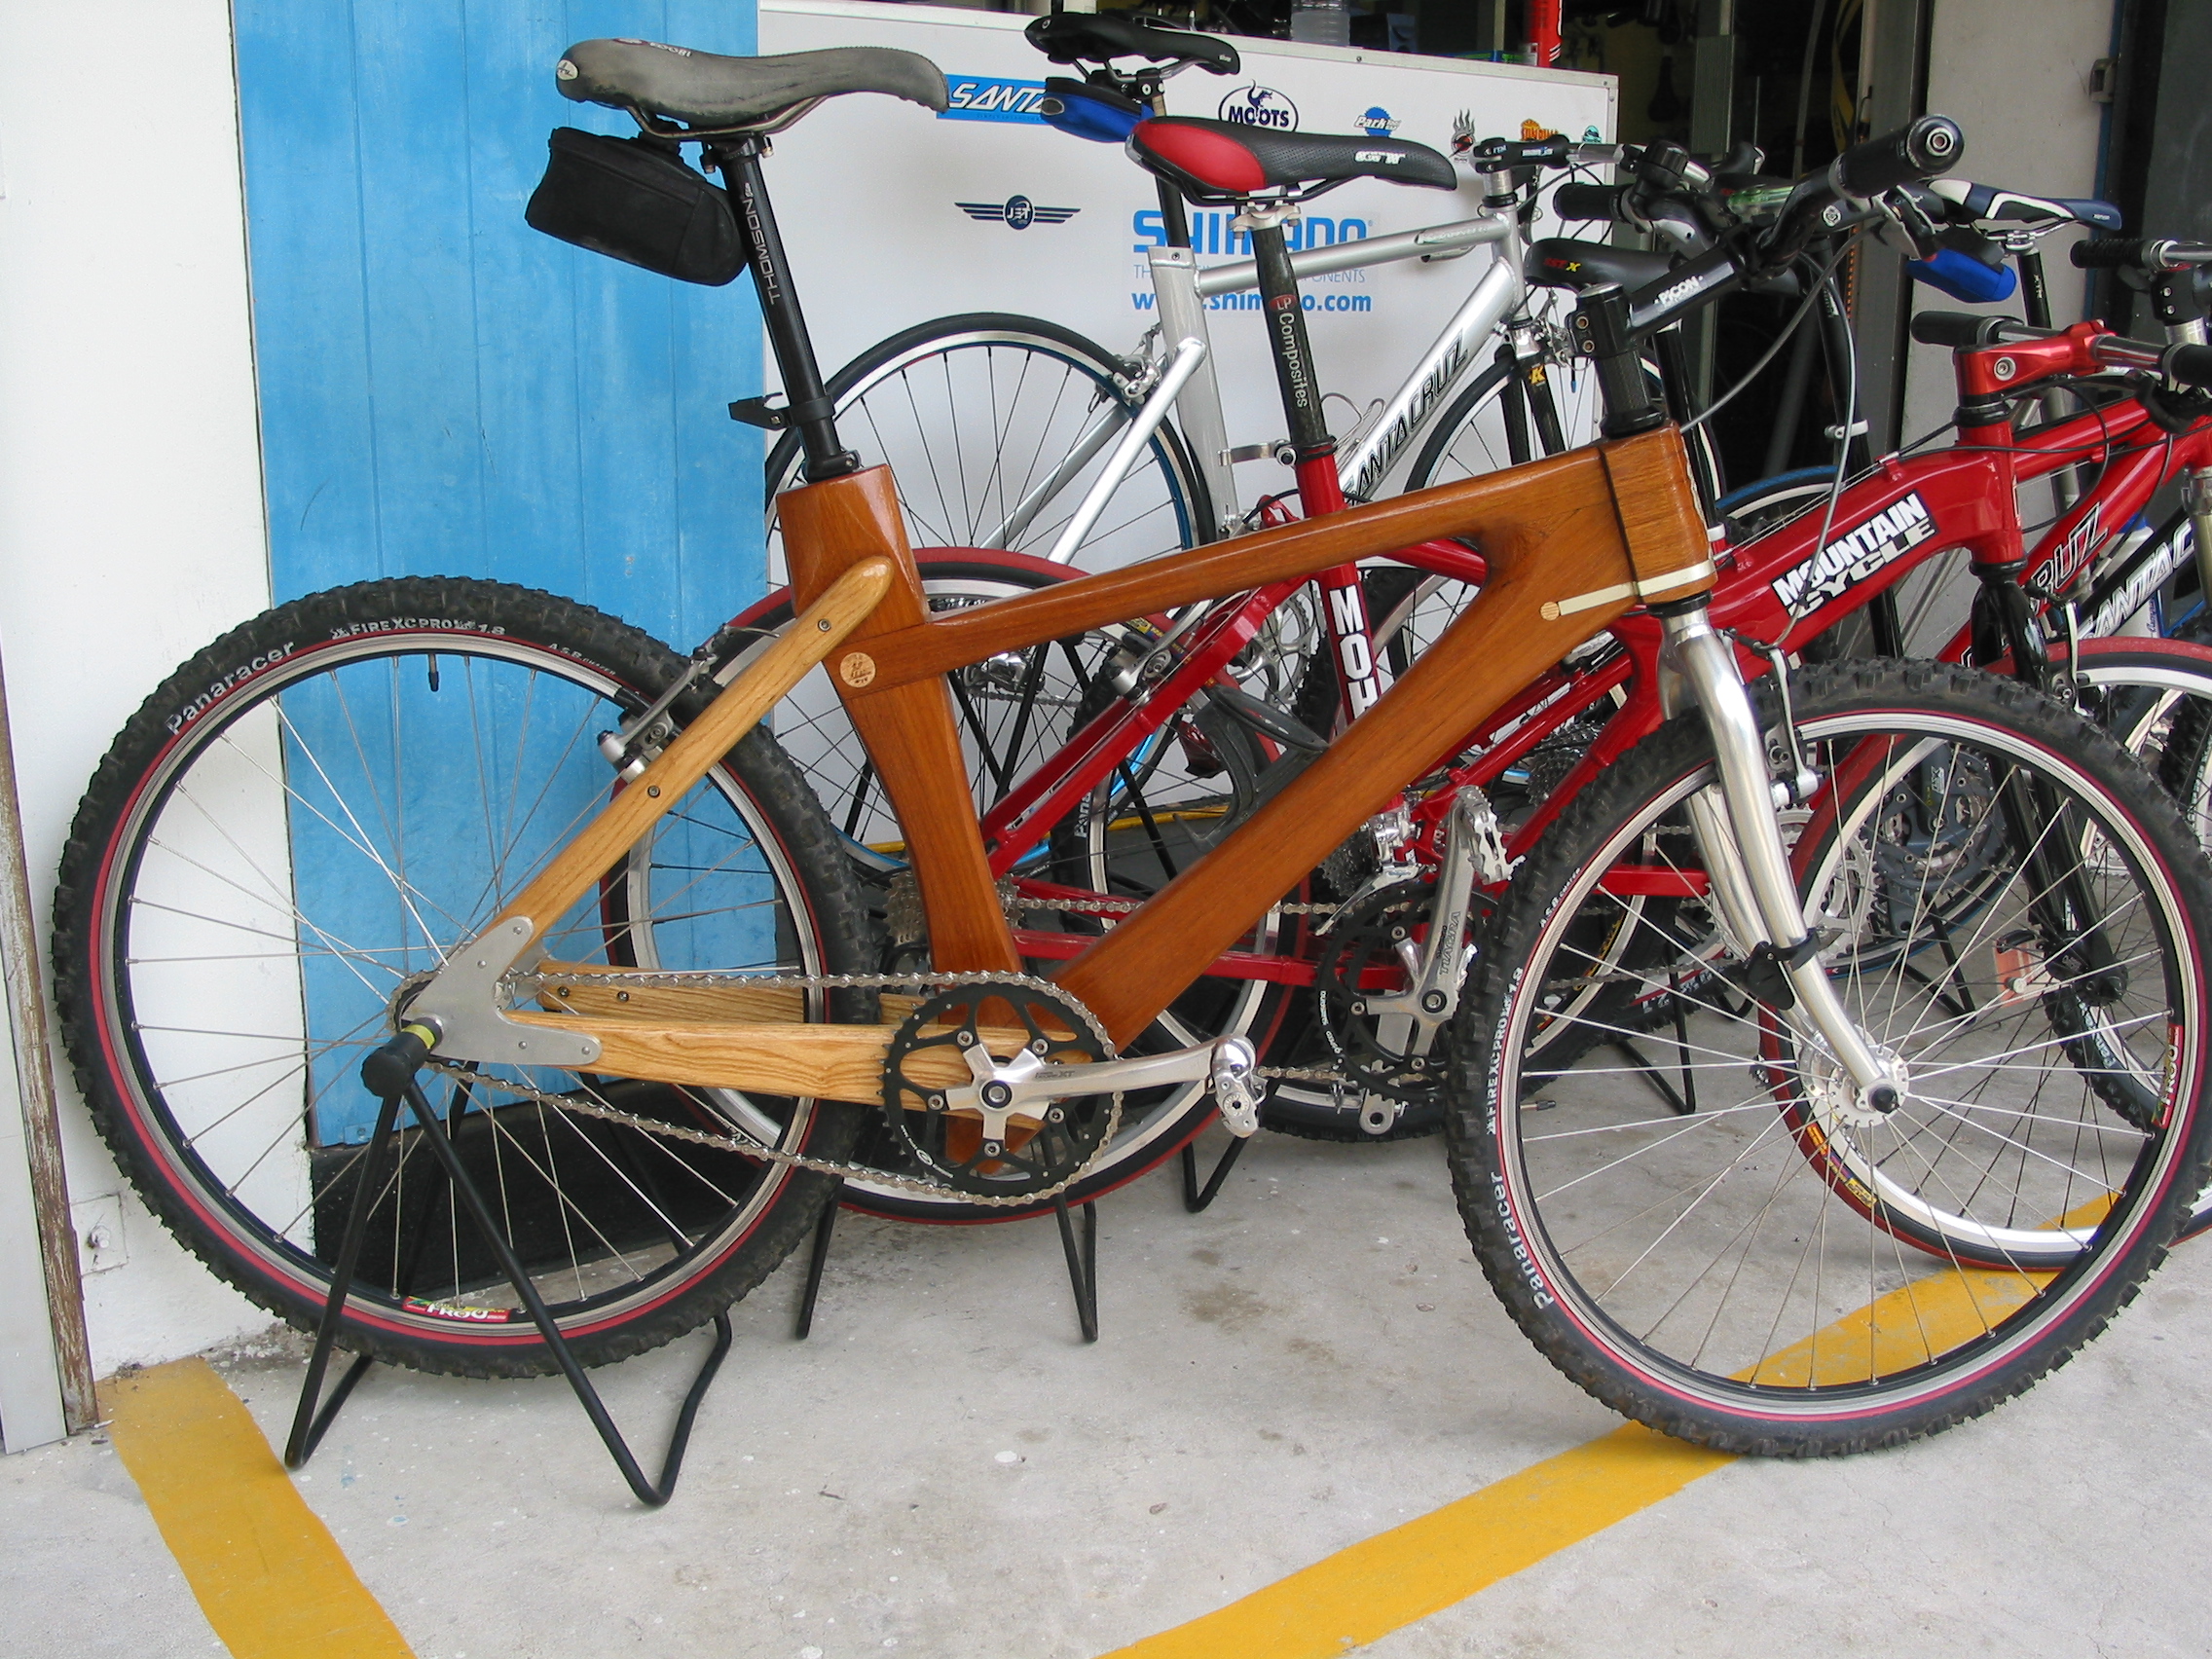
1355;106;1399;136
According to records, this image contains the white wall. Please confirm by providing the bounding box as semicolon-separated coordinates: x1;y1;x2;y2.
0;0;276;1373
1899;0;2114;447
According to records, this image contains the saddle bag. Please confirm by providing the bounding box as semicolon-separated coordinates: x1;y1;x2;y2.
525;128;747;286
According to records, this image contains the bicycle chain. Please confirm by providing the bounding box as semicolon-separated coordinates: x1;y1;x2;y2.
444;968;1134;1207
425;965;1348;1204
999;892;1345;919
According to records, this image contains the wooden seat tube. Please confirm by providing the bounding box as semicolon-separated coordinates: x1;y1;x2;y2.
780;467;1022;974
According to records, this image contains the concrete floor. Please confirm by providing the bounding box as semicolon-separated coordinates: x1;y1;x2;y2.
7;1127;2212;1658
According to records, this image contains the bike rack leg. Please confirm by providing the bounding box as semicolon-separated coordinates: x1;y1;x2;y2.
793;1181;842;1340
1180;1132;1248;1213
284;1088;402;1469
1609;1038;1694;1117
287;1075;731;1507
1052;1195;1099;1343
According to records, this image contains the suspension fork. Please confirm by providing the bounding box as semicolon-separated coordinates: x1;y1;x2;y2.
1656;606;1900;1100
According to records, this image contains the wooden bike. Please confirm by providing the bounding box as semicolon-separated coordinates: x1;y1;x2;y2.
55;43;2212;1458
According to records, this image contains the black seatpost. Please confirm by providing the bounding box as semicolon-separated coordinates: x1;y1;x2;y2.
1121;64;1191;248
1246;216;1335;466
713;138;858;483
1158;177;1193;249
1572;285;1665;438
2016;242;2054;330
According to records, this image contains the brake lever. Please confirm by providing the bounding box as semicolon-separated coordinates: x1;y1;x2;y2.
1877;188;1946;260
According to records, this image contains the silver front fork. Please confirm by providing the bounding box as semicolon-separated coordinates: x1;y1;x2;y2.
2183;467;2212;609
1658;608;1900;1101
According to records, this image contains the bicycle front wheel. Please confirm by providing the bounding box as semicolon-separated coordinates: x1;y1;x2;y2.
767;313;1208;570
1450;661;2212;1455
54;578;874;1377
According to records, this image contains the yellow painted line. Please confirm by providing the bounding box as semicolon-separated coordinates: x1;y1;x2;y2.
1105;1195;2119;1659
1101;1423;1732;1659
103;1358;415;1659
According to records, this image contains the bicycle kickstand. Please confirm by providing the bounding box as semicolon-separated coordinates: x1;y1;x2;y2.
285;1032;734;1507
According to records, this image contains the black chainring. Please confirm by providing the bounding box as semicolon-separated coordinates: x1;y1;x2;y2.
880;982;1113;1197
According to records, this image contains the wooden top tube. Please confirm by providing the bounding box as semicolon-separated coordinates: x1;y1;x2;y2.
815;427;1713;699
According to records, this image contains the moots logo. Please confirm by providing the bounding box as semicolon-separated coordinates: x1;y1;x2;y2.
1219;85;1299;130
1355;106;1399;136
958;196;1080;231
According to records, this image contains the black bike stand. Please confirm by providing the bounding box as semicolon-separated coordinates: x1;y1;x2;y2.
284;1074;731;1508
1180;1132;1248;1213
1053;1194;1099;1343
792;1180;1101;1343
792;1179;842;1340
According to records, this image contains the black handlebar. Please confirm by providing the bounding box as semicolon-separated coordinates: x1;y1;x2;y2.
2168;344;2212;387
1830;116;1964;198
2072;237;2212;271
1553;182;1626;221
1909;312;2018;350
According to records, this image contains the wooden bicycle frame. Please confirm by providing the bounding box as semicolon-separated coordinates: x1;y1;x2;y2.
787;429;1711;1049
478;425;1713;1095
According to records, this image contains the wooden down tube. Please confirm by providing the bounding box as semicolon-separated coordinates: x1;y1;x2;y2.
460;553;1042;1103
789;428;1716;1051
487;557;895;956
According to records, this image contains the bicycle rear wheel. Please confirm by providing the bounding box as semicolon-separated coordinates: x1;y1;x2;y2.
54;578;873;1377
1451;662;2212;1454
766;313;1208;572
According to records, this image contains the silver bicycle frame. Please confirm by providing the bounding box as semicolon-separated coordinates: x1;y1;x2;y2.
1192;209;1530;506
1035;199;1533;557
1042;335;1209;564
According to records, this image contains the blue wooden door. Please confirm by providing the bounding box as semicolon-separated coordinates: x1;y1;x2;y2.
234;1;762;648
233;4;764;1144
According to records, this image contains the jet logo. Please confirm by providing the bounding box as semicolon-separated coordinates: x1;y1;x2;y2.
958;196;1080;231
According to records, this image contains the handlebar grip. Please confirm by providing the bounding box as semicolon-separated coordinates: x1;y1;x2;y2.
1832;115;1964;197
1553;182;1625;221
2165;344;2212;388
2072;238;2212;271
2071;237;2149;270
1909;311;2013;350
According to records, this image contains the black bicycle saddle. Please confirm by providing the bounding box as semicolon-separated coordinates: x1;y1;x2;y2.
1525;238;1675;293
1025;14;1240;75
557;40;947;129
